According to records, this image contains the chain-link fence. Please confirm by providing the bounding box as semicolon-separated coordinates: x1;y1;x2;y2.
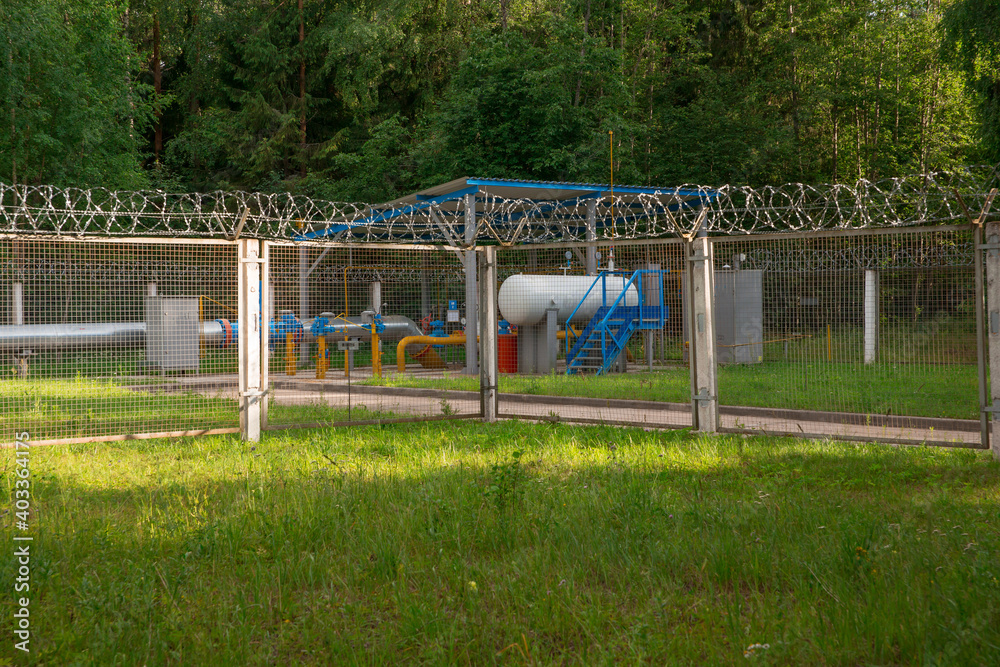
712;226;980;446
0;220;990;449
263;243;481;428
490;240;693;428
0;238;240;444
479;228;981;446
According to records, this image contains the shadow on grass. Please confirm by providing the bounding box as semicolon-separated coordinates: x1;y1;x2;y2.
12;425;1000;664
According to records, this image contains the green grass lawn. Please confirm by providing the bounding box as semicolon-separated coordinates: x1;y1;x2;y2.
367;361;979;420
0;378;239;441
267;402;401;426
1;354;977;445
2;422;998;664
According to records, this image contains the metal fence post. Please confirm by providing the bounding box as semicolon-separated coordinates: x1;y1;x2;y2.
985;221;1000;459
686;233;719;432
261;242;271;429
464;193;479;375
238;238;264;442
479;246;499;421
863;269;879;364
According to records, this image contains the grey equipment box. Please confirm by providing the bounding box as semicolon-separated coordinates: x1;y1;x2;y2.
145;296;200;371
714;270;763;364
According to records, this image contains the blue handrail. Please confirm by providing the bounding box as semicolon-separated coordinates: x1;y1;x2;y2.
565;268;666;374
564;272;606;349
598;270;641;330
588;269;629;365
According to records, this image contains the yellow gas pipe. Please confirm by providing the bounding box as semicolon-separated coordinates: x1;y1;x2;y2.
371;330;382;378
396;334;466;373
315;336;329;379
285;332;296;375
395;328;584;374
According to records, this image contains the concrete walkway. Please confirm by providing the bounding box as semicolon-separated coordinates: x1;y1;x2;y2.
143;370;983;448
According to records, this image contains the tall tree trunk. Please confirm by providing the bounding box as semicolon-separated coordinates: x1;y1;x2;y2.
789;4;802;177
894;27;900;146
832;104;839;182
855;104;862;180
8;34;15;185
152;13;162;164
188;9;200;115
832;59;840;182
573;0;590;108
123;7;133;140
299;0;306;176
872;50;883;178
918;64;940;174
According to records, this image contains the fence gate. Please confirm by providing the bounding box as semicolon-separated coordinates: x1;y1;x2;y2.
492;240;694;430
710;226;983;448
1;237;241;445
259;241;483;431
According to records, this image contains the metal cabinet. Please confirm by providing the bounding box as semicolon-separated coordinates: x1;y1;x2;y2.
145;296;200;371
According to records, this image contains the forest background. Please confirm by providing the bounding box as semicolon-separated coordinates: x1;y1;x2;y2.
2;0;999;202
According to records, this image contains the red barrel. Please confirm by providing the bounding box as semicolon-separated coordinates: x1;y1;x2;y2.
498;333;518;373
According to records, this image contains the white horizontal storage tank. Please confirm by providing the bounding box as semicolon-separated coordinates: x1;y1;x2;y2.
498;274;639;326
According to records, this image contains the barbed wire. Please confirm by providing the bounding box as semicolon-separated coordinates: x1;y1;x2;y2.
729;240;975;272
2;166;998;244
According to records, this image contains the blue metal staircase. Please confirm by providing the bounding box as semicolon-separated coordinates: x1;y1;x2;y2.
565;270;666;375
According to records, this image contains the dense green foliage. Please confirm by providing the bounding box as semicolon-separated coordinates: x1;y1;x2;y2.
0;0;152;188
943;0;1000;164
0;0;992;195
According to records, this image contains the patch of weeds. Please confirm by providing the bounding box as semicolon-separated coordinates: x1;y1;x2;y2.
484;450;525;530
367;441;397;458
440;399;456;416
419;490;454;539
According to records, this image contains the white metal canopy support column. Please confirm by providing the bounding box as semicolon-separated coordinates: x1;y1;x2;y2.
585;200;598;275
298;246;308;363
464;192;479;374
428;208;467;262
686;233;718;432
644;264;661;371
985;221;1000;460
479;246;498;421
544;308;558;374
421;253;431;317
238;239;265;442
298;246;308;318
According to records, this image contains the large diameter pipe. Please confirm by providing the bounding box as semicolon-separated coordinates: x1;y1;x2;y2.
0;321;236;352
0;314;427;353
304;315;422;343
498;274;639;326
0;322;147;352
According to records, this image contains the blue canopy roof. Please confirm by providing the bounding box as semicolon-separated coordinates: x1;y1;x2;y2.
298;176;717;244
